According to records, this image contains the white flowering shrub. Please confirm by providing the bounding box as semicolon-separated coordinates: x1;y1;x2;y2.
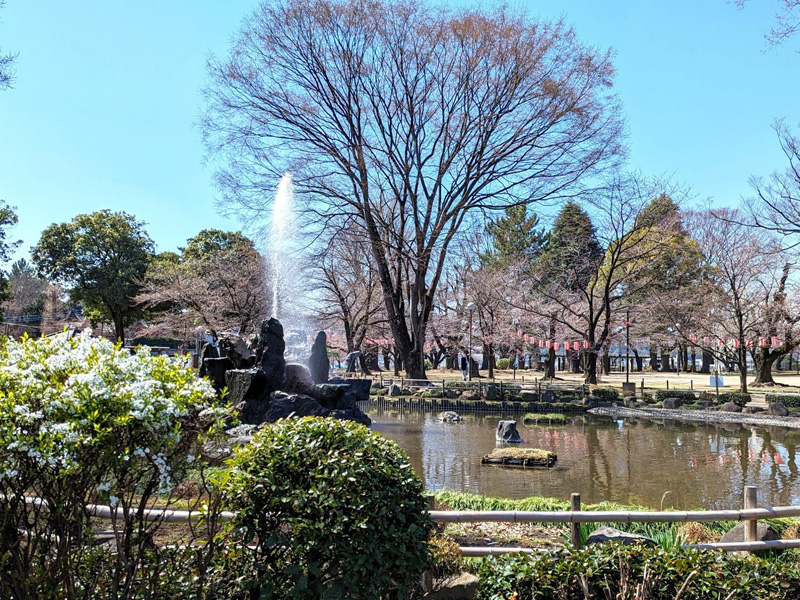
0;331;219;599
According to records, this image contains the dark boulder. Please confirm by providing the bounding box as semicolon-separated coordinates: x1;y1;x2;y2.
769;402;790;417
541;390;556;403
226;369;271;425
313;383;349;409
662;397;683;410
720;522;780;544
254;318;286;395
308;331;330;384
265;392;328;422
200;357;234;392
586;526;655;547
341;378;371;409
484;384;498;401
720;402;743;413
388;383;402;397
439;411;463;422
495;420;522;443
284;363;315;395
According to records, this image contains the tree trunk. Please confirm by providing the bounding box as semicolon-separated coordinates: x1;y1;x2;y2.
485;342;494;378
700;350;713;374
113;312;125;345
660;349;672;372
545;348;555;378
601;351;610;376
469;357;480;378
583;352;598;384
752;348;786;385
632;349;643;372
649;347;658;371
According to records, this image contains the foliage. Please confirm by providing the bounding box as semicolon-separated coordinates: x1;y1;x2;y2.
495;357;511;370
31;210;155;343
224;416;433;599
0;331;218;599
486;447;555;461
482;205;547;268
426;534;466;582
716;392;752;407
0;200;18;313
591;387;621;402
766;393;800;408
654;389;697;403
523;413;568;425
475;544;800;600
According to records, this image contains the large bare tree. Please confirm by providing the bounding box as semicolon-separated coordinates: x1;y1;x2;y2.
202;0;624;378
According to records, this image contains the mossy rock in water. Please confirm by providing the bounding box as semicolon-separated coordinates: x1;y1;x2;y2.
482;447;557;468
523;413;567;425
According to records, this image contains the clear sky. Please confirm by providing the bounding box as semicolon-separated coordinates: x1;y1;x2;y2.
0;0;798;262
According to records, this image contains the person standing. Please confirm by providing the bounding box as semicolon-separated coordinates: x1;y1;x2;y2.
460;354;468;381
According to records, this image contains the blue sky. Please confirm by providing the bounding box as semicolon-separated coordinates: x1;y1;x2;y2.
0;0;797;261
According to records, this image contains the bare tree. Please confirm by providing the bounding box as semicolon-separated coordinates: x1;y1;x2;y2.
737;0;800;48
138;242;270;340
0;0;16;91
203;0;623;378
746;120;800;248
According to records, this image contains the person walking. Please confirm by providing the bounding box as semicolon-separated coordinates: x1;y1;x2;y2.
460;354;468;381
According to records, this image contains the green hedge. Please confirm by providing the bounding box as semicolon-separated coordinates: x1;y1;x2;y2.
496;358;511;370
591;387;620;402
654;389;697;403
475;544;800;600
766;393;800;408
717;392;752;407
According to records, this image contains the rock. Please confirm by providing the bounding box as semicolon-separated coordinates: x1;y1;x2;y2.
423;572;479;600
720;522;780;544
720;402;743;413
586;526;656;547
541;390;556;403
329;406;371;427
264;391;328;422
307;331;330;384
743;406;766;414
217;334;252;369
253;318;286;396
444;389;459;399
484;384;498;401
199;342;219;362
460;390;481;401
520;391;538;402
284;363;316;395
371;381;382;389
495;420;522;443
769;402;790;417
199;357;234;392
388;383;402;397
225;424;258;438
697;400;714;410
340;378;371;409
313;383;349;409
226;369;271;424
439;411;463;422
582;395;601;408
662;397;683;410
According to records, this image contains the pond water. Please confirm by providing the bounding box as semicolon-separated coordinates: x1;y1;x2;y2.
367;407;800;510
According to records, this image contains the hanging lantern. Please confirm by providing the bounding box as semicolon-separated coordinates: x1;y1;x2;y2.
703;336;710;346
573;341;579;351
583;340;589;349
772;336;780;347
717;338;724;348
517;329;522;338
539;340;544;348
732;338;740;348
554;342;560;351
746;339;753;349
545;340;552;349
759;337;765;347
689;333;697;344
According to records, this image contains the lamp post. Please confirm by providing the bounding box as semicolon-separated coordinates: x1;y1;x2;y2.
467;302;476;381
626;307;631;384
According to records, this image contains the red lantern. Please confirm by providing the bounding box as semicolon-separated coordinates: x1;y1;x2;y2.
759;337;765;347
554;342;560;351
517;330;522;338
717;338;724;348
539;340;544;348
689;333;697;343
772;336;780;347
583;340;589;349
703;336;710;346
545;340;552;349
746;339;753;349
732;339;739;348
573;342;579;351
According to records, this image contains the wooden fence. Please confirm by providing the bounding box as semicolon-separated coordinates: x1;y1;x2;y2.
38;485;799;557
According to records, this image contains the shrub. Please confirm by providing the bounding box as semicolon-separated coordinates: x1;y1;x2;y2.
717;392;751;407
0;331;219;599
496;358;511;370
475;544;800;600
591;387;620;402
654;389;697;403
225;416;433;599
766;393;800;408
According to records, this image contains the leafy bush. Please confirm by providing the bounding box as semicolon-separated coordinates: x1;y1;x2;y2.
225;416;433;599
591;387;620;402
717;392;751;407
654;389;697;403
496;358;511;370
475;544;800;600
766;393;800;408
0;331;219;599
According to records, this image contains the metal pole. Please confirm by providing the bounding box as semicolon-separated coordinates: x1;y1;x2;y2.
626;308;630;384
468;308;473;382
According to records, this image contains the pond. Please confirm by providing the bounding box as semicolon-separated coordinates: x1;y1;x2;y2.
367;406;800;510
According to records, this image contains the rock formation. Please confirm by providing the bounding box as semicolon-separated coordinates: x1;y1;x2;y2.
308;331;330;384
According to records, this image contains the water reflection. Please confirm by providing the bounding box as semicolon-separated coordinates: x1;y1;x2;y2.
367;407;800;510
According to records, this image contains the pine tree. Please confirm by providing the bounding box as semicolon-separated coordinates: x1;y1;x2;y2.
537;201;602;291
481;205;547;268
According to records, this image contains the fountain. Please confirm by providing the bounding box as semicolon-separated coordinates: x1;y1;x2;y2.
270;173;295;321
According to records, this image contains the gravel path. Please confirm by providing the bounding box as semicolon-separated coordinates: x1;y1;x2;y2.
589;406;800;429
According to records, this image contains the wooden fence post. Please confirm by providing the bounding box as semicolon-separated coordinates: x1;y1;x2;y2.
745;486;758;552
570;493;581;549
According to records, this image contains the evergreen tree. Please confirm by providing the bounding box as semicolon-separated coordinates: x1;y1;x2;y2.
537;201;602;291
481;205;547;267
